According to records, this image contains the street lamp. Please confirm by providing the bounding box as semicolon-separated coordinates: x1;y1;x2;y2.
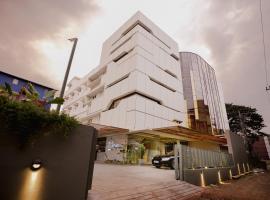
56;38;78;113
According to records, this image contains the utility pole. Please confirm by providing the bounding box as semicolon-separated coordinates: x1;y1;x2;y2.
238;111;250;155
56;38;78;113
238;111;246;135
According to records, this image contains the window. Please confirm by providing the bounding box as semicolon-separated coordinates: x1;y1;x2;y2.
164;69;177;78
150;77;176;92
121;20;152;37
107;74;129;88
108;92;161;110
110;36;133;54
12;79;19;85
97;137;106;152
113;51;129;62
170;53;179;61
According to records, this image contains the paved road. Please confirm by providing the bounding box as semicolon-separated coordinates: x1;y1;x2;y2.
88;163;202;200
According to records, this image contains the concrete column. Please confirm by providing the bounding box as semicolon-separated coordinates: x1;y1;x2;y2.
174;141;184;181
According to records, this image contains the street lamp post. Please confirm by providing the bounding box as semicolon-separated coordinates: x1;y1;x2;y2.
56;38;78;113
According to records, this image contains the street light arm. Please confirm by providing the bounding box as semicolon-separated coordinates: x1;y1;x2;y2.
56;38;78;113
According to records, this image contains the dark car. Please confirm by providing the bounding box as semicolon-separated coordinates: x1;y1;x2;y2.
152;154;175;169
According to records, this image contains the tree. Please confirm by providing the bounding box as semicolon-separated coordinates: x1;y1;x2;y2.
226;103;266;137
226;104;268;165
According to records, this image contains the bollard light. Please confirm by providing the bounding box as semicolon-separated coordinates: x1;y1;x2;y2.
218;170;222;183
200;172;205;187
229;169;232;179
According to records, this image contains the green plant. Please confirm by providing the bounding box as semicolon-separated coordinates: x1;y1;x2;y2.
137;143;145;159
0;95;78;146
19;82;64;107
0;82;13;96
0;82;64;108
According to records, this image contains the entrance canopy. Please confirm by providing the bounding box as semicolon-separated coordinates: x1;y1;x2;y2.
128;126;227;145
89;123;128;135
91;122;226;145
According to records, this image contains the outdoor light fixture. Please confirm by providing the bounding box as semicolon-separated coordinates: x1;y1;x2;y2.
31;159;42;171
218;171;222;184
200;172;205;187
247;163;250;172
229;169;233;179
237;163;241;175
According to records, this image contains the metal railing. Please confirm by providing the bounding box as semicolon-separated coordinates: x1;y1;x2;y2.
182;145;234;169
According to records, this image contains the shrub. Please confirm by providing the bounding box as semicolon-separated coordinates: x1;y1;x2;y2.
0;95;78;145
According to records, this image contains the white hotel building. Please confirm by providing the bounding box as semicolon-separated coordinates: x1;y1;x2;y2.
63;11;187;130
62;12;230;163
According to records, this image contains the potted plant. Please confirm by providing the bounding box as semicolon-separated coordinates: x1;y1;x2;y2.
137;143;145;165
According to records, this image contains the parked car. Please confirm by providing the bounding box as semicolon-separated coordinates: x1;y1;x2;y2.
152;154;175;169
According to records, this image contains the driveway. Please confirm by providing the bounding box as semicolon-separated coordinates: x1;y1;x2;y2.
88;163;202;200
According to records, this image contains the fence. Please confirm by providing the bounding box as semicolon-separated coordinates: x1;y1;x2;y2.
175;144;236;186
182;145;234;169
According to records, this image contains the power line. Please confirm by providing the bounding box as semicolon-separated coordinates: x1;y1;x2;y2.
259;0;270;91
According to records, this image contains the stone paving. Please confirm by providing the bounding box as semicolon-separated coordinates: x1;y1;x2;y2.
88;163;202;200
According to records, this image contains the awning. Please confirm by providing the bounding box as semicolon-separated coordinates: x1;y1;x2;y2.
128;126;227;144
88;123;128;136
89;123;227;144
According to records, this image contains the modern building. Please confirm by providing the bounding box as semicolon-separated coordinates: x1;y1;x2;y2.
63;11;186;130
63;12;230;164
179;52;229;135
0;69;56;105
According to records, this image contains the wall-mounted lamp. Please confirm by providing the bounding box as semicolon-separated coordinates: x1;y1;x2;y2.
31;159;42;171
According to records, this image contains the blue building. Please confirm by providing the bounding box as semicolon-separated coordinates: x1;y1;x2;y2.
0;70;57;108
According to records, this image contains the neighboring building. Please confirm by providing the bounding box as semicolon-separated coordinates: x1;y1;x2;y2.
252;136;270;160
179;52;229;135
63;11;186;130
0;70;56;108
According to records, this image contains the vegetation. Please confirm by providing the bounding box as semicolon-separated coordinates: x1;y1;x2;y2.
226;103;266;163
0;82;64;107
125;143;146;164
0;82;78;146
226;103;265;136
138;143;145;159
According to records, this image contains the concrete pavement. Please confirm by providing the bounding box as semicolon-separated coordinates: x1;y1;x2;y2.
88;163;202;200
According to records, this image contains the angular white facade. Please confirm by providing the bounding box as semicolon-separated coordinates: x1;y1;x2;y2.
62;11;187;130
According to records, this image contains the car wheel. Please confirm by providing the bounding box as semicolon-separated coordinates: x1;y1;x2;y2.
170;159;175;169
155;165;161;168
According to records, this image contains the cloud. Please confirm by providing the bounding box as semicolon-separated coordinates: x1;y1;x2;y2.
0;0;99;88
192;0;270;132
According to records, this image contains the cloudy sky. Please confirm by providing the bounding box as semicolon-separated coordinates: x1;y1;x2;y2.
1;0;270;133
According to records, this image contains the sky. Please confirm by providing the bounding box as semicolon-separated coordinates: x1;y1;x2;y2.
1;0;270;133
